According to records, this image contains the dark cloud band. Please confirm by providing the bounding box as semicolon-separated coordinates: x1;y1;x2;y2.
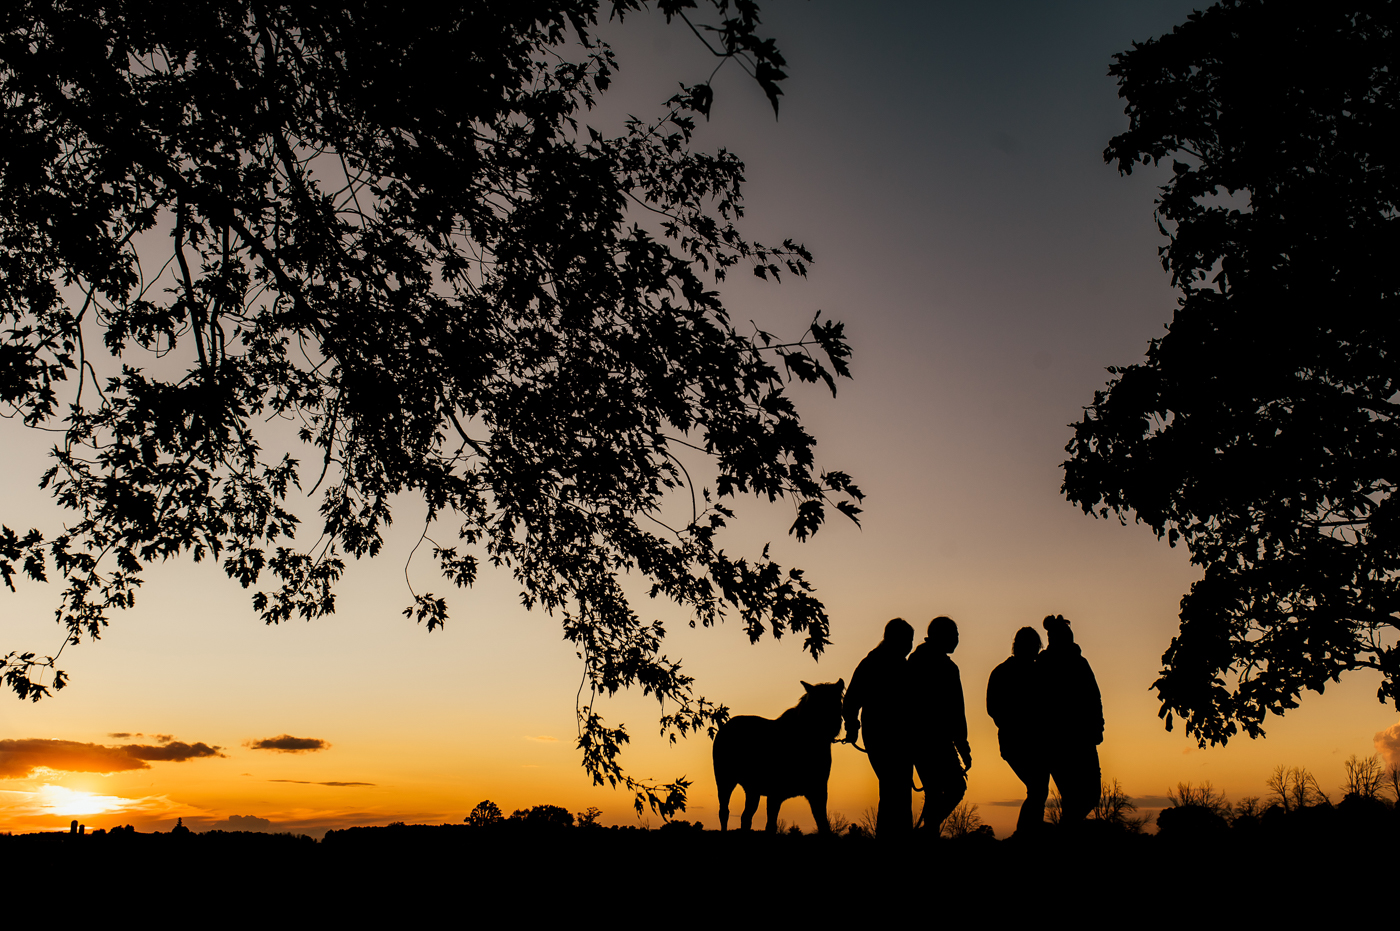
246;735;330;753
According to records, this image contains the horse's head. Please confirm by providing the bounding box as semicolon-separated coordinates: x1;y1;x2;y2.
800;679;845;739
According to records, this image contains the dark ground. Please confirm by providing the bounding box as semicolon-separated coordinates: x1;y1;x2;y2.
3;807;1391;921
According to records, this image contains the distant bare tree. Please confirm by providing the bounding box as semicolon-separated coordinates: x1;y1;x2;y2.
1093;779;1148;832
827;811;851;835
1167;781;1231;817
1342;754;1387;800
1232;796;1263;822
939;803;984;839
1045;788;1063;825
857;807;880;838
1265;765;1329;811
1389;763;1400;803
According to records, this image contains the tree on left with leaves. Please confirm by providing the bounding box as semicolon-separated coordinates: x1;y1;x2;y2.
0;0;861;817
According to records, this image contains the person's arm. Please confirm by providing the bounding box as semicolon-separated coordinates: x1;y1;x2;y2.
953;665;971;769
985;663;1004;729
1087;661;1104;745
843;660;866;743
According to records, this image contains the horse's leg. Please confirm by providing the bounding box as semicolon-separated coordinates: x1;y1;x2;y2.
739;785;761;831
807;789;831;834
717;777;735;831
765;795;783;833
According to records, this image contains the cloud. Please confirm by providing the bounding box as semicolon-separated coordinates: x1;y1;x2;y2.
1;739;150;778
1375;720;1400;767
122;741;224;762
107;733;134;740
269;780;375;787
525;735;558;742
0;737;223;778
246;735;330;753
206;814;275;833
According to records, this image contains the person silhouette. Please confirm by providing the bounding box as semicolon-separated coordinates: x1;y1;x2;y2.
907;616;971;834
986;626;1049;837
1037;614;1103;825
843;617;915;839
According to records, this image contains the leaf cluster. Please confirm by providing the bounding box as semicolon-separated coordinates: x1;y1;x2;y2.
1063;0;1400;746
0;0;858;814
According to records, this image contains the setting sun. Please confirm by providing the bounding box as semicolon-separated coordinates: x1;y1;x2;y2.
38;786;131;818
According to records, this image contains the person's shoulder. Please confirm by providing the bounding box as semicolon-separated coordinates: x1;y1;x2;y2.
853;647;883;673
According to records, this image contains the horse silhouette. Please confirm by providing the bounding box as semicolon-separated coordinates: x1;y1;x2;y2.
713;679;845;833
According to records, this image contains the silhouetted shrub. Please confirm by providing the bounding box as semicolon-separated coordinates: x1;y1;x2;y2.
508;805;574;829
1155;804;1229;839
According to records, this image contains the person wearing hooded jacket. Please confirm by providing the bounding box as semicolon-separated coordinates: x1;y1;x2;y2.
1036;614;1103;824
907;616;971;833
843;617;915;839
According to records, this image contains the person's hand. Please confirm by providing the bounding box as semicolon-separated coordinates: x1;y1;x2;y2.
843;722;860;744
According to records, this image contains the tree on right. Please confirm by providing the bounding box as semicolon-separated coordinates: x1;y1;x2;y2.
1062;1;1400;746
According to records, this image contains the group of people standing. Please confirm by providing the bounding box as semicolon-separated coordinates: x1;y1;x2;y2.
842;613;1103;838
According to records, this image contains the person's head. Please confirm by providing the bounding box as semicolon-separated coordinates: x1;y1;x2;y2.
883;617;915;655
1012;626;1042;658
1043;614;1074;646
926;616;958;653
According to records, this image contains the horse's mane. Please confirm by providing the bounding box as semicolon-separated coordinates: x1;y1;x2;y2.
777;683;840;724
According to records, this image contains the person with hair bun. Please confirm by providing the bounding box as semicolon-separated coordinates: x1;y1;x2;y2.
1037;614;1103;825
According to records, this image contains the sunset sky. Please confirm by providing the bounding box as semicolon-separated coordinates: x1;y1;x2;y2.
4;0;1397;838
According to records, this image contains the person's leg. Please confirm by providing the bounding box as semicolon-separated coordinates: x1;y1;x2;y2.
868;745;911;839
915;748;966;832
1058;744;1100;823
1006;752;1049;835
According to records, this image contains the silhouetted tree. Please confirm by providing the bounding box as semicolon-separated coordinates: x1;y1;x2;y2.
1341;754;1387;800
938;802;983;839
1062;0;1400;747
576;806;603;828
1265;765;1328;812
1231;795;1263;824
1092;778;1147;833
0;1;859;816
1166;781;1231;818
466;800;504;828
856;806;879;838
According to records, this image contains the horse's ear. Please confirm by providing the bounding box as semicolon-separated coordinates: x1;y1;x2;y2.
837;678;845;692
801;680;814;692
